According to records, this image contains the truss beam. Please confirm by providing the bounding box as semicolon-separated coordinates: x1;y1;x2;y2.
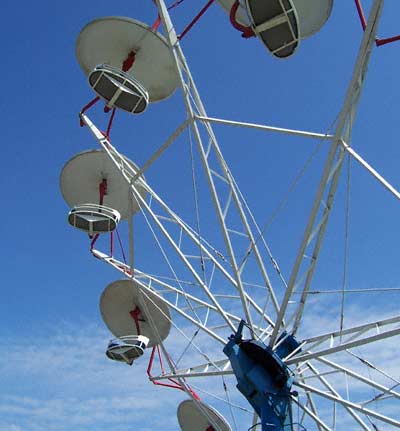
269;0;384;346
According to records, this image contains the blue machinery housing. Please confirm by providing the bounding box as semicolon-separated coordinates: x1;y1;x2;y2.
223;321;301;431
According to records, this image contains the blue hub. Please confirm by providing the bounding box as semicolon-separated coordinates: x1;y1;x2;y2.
223;321;301;431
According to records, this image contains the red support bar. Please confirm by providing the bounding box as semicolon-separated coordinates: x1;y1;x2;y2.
189;388;201;401
151;0;162;31
122;51;136;72
99;179;107;205
88;178;108;250
152;380;186;390
90;233;100;250
118;264;131;276
354;0;367;30
151;0;185;33
129;306;142;335
230;0;255;38
112;257;131;275
354;0;400;47
376;34;400;46
79;96;100;126
152;14;162;31
168;377;182;386
147;346;157;375
105;108;117;138
147;346;200;400
178;0;216;40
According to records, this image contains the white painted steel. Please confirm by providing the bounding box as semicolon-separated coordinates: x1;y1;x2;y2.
60;149;146;219
305;362;371;431
315;356;400;403
68;203;120;234
92;250;227;344
294;0;333;37
216;0;333;38
291;397;332;431
92;249;267;335
131;119;191;182
195;115;333;139
100;279;172;347
287;326;400;364
216;0;249;26
341;139;400;200
245;0;300;57
289;0;384;337
106;335;150;363
155;0;285;337
81;112;276;330
294;381;400;428
303;314;400;345
69;1;400;429
76;17;179;102
89;64;149;113
268;0;384;347
177;399;232;431
150;359;233;381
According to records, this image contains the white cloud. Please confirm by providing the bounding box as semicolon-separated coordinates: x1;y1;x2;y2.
0;322;186;431
2;310;399;431
0;424;23;431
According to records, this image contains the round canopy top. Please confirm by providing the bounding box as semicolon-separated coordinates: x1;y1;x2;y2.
100;279;171;348
60;149;146;220
177;399;232;431
294;0;333;38
76;16;179;103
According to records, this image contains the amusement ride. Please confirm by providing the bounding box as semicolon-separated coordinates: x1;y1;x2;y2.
60;0;400;430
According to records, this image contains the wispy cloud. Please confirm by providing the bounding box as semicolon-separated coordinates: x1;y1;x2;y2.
2;310;399;431
0;321;186;431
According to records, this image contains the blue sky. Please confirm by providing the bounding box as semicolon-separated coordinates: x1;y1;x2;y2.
1;0;400;430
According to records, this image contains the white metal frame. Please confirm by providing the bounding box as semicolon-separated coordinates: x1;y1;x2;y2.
75;0;400;429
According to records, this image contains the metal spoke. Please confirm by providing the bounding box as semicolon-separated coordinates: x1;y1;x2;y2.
291;397;332;431
341;139;400;201
297;315;400;352
315;356;400;403
269;0;384;347
287;326;400;364
294;381;400;428
149;359;233;381
306;362;371;431
82;112;277;331
70;2;400;431
195;115;334;140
